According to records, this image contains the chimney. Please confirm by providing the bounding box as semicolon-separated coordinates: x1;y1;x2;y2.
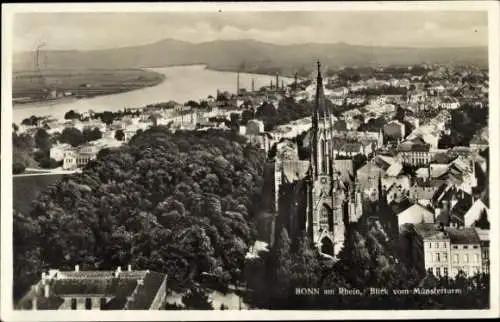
74;265;79;272
114;267;121;278
236;72;240;95
128;264;132;272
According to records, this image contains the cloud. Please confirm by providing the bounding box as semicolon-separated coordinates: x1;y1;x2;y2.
12;11;488;52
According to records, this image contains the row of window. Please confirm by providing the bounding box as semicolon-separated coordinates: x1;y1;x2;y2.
428;242;448;249
430;266;482;277
428;242;479;250
70;298;106;310
427;253;481;263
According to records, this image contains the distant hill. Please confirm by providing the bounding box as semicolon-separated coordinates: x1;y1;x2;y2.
13;39;488;74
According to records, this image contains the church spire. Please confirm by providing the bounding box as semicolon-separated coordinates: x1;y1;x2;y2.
311;61;325;178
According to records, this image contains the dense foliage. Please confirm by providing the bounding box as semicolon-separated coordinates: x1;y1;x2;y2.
13;127;266;300
438;104;488;148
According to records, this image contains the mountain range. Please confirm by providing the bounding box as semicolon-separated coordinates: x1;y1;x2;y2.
13;39;488;74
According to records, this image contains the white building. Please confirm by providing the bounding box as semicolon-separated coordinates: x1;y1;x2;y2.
50;143;72;162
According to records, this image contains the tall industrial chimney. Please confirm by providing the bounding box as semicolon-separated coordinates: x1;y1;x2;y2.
237;72;240;95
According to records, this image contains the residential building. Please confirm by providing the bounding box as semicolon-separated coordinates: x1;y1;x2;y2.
396;203;435;227
448;227;483;277
463;199;489;227
475;228;490;273
384;120;406;141
397;138;432;166
17;266;167;310
50;143;72;162
412;224;485;278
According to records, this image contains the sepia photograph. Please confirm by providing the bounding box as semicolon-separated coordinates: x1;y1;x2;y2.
1;1;499;321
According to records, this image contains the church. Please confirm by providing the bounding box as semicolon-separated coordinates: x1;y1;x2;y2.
270;61;363;258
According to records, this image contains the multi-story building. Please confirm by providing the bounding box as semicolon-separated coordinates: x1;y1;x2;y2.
397;138;432;166
50;143;72;162
412;224;485;278
17;266;167;310
475;228;490;273
63;143;100;170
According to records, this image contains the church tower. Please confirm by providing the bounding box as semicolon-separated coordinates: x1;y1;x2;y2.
307;61;346;258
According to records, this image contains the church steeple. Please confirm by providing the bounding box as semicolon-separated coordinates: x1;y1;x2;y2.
311;61;329;178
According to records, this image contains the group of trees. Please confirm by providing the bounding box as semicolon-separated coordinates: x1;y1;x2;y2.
13;127;266;301
438;104;488;148
12;127;38;174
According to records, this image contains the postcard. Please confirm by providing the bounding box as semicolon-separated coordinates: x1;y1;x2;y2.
1;1;499;321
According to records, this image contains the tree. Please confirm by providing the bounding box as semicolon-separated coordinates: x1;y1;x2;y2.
115;129;126;141
64;110;81;120
474;209;490;229
83;127;102;142
14;127;266;301
241;109;255;126
269;228;293;304
13;162;26;174
291;232;320;287
34;128;52;151
182;287;213;310
60;127;85;147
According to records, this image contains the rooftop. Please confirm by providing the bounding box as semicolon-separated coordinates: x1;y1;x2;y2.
22;268;167;310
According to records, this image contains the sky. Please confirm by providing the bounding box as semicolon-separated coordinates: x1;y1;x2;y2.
13;11;488;52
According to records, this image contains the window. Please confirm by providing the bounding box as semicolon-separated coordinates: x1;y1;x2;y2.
453;254;459;263
444;267;448;276
475;254;480;263
442;243;447;248
320;205;333;231
435;243;439;249
463;245;468;249
436;253;440;262
436;267;441;276
464;254;469;263
453;245;458;249
473;245;479;249
433;253;438;262
429;242;432;249
85;298;92;310
442;253;448;261
71;298;77;310
100;298;106;309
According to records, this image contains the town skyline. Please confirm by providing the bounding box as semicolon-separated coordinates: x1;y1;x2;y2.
13;11;488;52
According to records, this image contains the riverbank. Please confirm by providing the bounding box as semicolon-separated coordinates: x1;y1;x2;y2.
12;65;293;124
13;68;166;106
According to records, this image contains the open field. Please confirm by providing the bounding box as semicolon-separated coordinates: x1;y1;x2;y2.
13;68;165;103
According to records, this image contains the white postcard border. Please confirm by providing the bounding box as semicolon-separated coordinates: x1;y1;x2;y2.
1;1;499;320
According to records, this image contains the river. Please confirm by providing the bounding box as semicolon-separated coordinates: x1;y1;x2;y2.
13;65;293;124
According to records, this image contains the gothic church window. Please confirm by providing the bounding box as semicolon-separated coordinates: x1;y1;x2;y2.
320;204;333;231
